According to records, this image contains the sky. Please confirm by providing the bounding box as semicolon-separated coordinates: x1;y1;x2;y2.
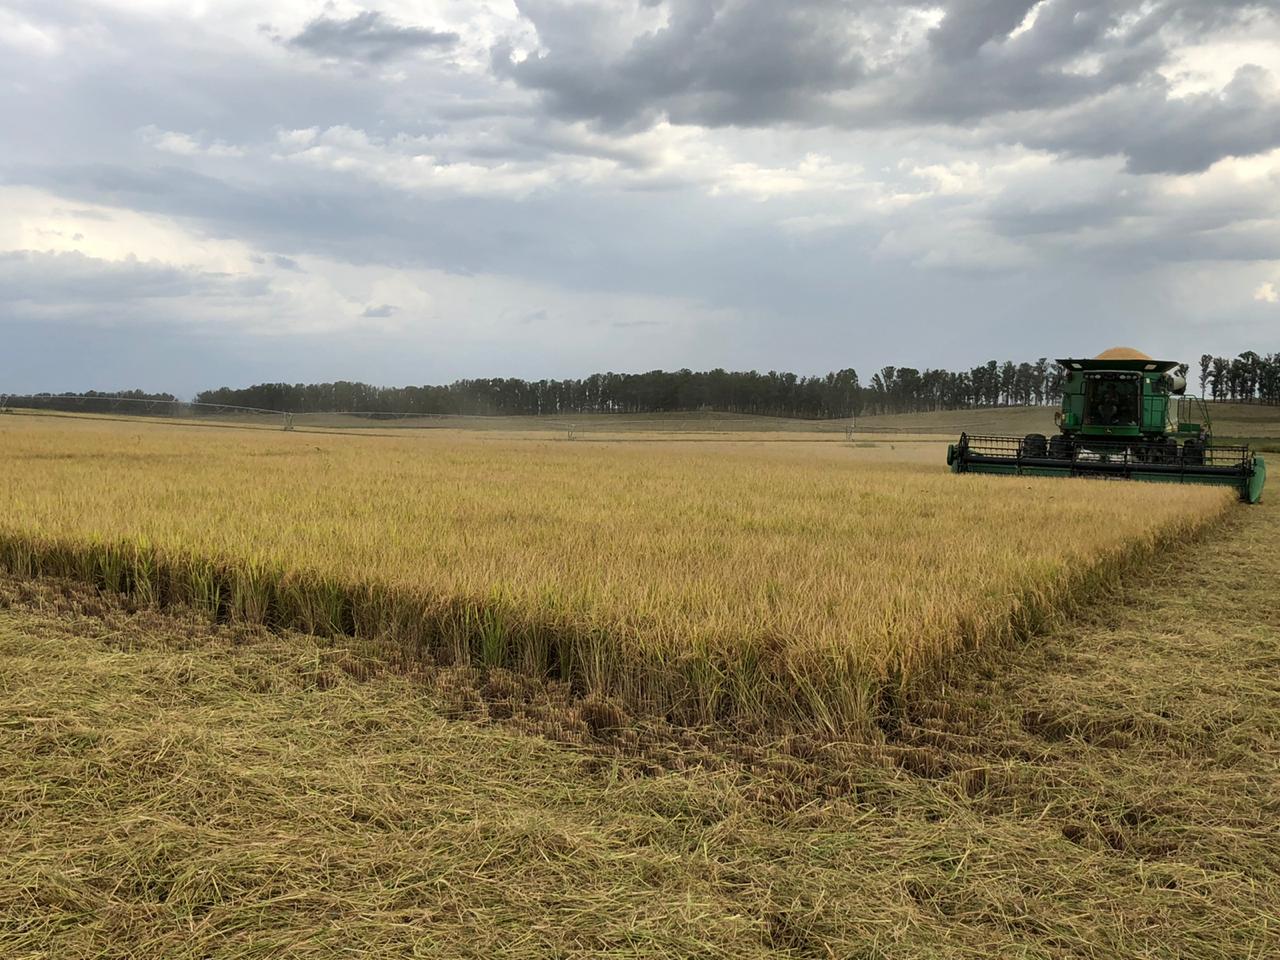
1;0;1279;395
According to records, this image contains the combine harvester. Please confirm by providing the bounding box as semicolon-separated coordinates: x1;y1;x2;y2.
947;348;1266;503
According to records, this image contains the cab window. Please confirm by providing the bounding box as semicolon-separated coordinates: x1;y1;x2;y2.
1084;377;1139;427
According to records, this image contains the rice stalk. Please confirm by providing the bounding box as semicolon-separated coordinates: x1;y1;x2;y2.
0;416;1235;732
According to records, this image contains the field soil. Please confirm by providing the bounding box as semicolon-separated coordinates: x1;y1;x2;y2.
1;496;1276;958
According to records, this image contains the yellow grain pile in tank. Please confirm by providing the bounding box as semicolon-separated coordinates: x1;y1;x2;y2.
1094;347;1153;361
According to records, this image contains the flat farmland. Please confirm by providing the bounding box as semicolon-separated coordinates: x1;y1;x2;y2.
0;416;1232;731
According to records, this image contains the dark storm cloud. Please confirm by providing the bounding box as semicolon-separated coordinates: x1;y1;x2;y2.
884;0;1166;122
284;11;459;64
494;0;866;128
1020;65;1280;174
928;0;1040;61
497;0;1280;172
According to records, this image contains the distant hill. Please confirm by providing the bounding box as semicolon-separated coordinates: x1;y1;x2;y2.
1205;402;1280;438
854;406;1055;436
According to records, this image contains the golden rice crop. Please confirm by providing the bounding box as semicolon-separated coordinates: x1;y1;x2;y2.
0;416;1234;731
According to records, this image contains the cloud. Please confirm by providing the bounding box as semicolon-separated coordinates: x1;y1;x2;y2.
2;0;1279;391
284;10;459;64
63;208;113;222
496;0;1280;174
361;303;397;318
1016;64;1280;174
270;125;562;198
495;0;867;129
0;250;269;306
1255;281;1279;303
140;126;244;158
929;0;1042;62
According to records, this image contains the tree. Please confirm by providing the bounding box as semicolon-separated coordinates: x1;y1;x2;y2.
193;350;1274;421
1209;356;1229;401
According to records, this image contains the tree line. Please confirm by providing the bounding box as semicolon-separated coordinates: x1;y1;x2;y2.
1198;353;1280;404
3;389;179;413
192;360;1071;418
10;389;179;403
193;352;1277;418
14;352;1277;420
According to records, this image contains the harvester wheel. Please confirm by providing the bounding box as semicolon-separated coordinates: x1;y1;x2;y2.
1048;434;1072;460
1146;437;1176;463
1182;439;1205;465
1021;433;1047;458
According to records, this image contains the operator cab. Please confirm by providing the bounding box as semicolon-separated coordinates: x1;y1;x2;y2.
1082;372;1141;428
1055;348;1181;438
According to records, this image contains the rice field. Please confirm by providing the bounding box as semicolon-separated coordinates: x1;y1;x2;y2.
0;415;1234;731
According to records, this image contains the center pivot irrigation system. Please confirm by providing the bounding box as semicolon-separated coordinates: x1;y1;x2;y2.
947;348;1266;503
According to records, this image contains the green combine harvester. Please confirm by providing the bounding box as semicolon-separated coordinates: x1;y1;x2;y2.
947;347;1266;503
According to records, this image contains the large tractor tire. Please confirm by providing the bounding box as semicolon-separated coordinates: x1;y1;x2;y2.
1047;434;1073;460
1021;433;1048;458
1146;436;1177;463
1182;439;1205;465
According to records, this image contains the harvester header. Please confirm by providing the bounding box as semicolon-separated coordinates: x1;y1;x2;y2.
947;348;1266;503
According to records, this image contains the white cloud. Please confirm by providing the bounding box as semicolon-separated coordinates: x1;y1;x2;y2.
1255;281;1279;303
1160;21;1280;99
1008;1;1046;42
0;183;739;352
271;125;561;198
0;8;60;55
0;186;256;273
140;126;244;158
